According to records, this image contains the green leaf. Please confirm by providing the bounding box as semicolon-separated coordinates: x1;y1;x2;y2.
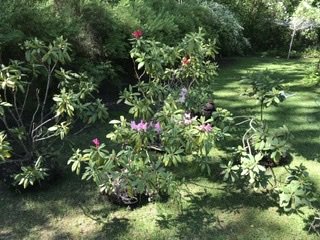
109;120;121;124
137;62;145;70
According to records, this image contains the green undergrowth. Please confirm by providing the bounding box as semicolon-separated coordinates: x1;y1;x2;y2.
1;57;320;240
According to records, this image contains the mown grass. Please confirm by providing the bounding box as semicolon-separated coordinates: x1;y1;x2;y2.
1;57;320;240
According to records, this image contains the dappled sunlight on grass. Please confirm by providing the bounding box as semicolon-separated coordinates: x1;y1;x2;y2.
1;57;320;239
216;57;320;161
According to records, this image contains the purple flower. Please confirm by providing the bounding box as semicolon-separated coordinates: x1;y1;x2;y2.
131;120;148;132
199;123;213;132
131;121;138;130
92;138;100;148
138;120;148;132
154;122;161;133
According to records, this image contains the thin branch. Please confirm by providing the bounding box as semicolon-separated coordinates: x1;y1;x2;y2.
13;90;25;128
34;133;58;142
3;88;21;127
73;125;90;136
249;118;257;132
29;89;41;135
235;118;251;126
269;167;277;187
20;82;31;118
31;115;56;137
40;62;57;124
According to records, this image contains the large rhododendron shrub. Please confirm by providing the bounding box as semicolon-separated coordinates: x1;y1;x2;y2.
0;37;108;188
69;29;234;204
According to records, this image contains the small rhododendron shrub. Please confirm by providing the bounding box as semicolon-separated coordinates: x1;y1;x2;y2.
70;29;234;203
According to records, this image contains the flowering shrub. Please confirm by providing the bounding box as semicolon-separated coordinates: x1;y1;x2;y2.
69;29;234;203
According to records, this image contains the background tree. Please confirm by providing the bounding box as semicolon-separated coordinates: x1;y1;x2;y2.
276;0;320;59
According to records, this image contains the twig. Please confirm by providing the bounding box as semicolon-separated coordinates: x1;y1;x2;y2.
34;133;58;142
41;62;57;124
4;88;21;127
31;116;56;137
73;125;90;136
19;82;31;118
29;89;41;134
235;118;251;126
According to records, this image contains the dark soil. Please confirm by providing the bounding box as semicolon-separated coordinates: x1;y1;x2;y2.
260;153;293;168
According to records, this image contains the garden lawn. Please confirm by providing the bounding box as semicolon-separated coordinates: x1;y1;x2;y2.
1;57;320;240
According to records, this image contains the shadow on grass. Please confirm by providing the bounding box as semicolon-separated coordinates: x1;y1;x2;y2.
101;217;130;239
0;191;51;239
0;170;103;239
156;190;279;239
156;191;222;239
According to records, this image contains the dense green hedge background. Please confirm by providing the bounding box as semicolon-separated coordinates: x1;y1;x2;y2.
0;0;319;97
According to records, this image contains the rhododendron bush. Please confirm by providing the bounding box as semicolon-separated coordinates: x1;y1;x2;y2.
69;29;234;204
0;37;108;188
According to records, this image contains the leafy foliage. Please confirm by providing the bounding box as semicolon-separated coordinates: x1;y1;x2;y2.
0;37;108;188
242;70;287;121
278;164;315;212
0;132;12;161
70;29;234;202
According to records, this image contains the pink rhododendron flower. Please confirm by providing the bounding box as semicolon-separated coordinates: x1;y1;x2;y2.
131;120;148;132
92;138;100;148
138;120;148;132
154;122;161;133
131;121;138;130
199;123;213;132
132;29;143;39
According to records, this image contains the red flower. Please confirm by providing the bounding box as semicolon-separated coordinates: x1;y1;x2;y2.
132;29;143;39
92;138;100;148
181;56;191;66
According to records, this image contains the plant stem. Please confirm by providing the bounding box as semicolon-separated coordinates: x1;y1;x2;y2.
270;167;277;187
41;62;57;124
260;101;263;121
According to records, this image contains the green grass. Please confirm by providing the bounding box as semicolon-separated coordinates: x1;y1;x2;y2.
1;57;320;239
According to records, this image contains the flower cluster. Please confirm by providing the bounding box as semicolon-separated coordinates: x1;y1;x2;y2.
132;29;143;39
131;120;161;133
178;87;188;103
131;120;147;132
199;123;213;132
92;138;100;148
183;113;197;125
